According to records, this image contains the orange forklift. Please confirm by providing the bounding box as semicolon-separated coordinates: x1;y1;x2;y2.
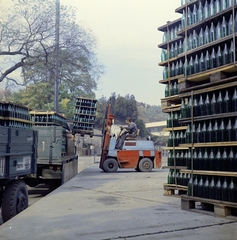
99;97;162;173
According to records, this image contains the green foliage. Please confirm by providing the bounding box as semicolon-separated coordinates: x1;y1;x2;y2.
135;119;150;138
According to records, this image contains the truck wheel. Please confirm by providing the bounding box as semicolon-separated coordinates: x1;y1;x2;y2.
139;158;153;172
2;180;28;222
103;158;118;173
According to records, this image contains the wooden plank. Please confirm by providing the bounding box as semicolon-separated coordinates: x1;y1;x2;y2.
162;146;189;150
159;74;185;84
163;184;188;190
162;126;187;132
162;166;187;170
180;169;237;177
179;112;237;124
179;142;237;148
162;104;181;111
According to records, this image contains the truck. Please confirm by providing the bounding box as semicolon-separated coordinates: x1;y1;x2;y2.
99;97;162;172
0;103;78;223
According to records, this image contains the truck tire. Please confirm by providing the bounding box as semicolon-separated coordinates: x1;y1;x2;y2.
139;158;153;172
103;158;118;173
2;180;28;223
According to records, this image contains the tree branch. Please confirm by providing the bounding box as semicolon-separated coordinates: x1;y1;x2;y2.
0;57;26;82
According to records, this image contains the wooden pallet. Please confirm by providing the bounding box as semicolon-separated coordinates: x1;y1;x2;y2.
163;183;187;197
181;195;237;218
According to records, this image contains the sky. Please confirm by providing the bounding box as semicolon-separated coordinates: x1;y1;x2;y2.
60;0;181;105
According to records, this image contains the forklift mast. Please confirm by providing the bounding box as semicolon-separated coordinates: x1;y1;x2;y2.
99;97;115;170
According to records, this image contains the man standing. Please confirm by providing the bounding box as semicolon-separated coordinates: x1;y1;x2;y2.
115;117;138;149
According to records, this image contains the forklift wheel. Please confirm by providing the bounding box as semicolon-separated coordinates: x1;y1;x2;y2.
103;158;118;173
139;158;153;172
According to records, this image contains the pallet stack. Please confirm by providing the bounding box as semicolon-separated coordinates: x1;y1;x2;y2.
158;0;237;216
72;97;97;136
0;102;32;129
30;111;68;156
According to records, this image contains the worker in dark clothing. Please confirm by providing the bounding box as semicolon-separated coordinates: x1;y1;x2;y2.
115;117;138;150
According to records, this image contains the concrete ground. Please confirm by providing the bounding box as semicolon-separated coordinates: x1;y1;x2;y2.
0;157;237;240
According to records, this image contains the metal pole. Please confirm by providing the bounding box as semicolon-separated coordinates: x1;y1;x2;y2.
54;0;60;112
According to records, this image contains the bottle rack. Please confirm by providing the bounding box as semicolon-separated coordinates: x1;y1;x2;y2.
0;102;32;129
30;111;67;129
158;0;237;208
72;97;97;136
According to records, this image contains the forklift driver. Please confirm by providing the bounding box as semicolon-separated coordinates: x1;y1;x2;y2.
115;117;137;150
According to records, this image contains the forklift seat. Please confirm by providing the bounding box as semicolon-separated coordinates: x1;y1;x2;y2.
126;129;140;140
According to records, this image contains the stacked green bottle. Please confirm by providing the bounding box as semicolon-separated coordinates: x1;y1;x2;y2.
0;102;32;129
72;97;97;135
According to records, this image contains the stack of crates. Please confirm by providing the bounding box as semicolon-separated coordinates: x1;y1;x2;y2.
0;102;36;178
158;0;237;216
0;102;32;128
72;97;97;136
30;111;68;156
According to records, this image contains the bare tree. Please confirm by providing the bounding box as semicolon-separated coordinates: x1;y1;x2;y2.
0;0;103;95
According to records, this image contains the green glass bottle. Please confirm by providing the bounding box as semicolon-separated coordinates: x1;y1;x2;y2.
173;81;178;95
216;91;223;114
188;175;193;196
189;57;194;75
215;148;221;171
179;60;184;75
186;148;191;170
205;50;211;70
232;87;237;112
175;132;180;146
179;40;183;54
188;33;193;50
199;52;205;72
223;89;231;114
187;7;192;26
233;117;237;141
168;170;172;184
196;123;201;143
210;0;215;16
221;16;228;38
193;95;199;117
193;175;199;197
180;98;187;118
165;83;169;97
228;14;233;35
202;121;208;143
226;118;232;142
168;151;172;166
209;176;216;200
221;147;228;172
197;175;204;198
171;63;175;77
211;92;217;115
186;97;192;118
193;30;198;49
221;0;227;10
209;148;215;170
186;124;191;143
199;149;204;170
204;25;210;44
198;2;203;21
203;176;209;199
205;93;211;116
228;178;236;202
183;150;188;167
194;54;199;74
219;119;225;142
229;41;234;63
222;43;229;65
228;147;234;172
180;150;184;166
173;112;178;127
171;170;175;184
213;119;219;142
193;148;198;170
167;113;171;128
192;4;198;24
216;46;222;67
203;148;209;170
216;21;222;40
168;132;173;147
198;28;204;46
216;0;221;13
215;177;222;200
207;120;213;142
163;67;168;80
222;177;228;201
210;48;216;69
203;1;209;19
